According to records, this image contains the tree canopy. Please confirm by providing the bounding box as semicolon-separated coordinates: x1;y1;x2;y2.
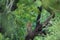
0;0;60;40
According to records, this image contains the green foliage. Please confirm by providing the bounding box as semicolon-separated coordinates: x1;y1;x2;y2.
0;0;60;40
0;33;4;40
13;0;39;40
34;13;60;40
0;0;6;12
42;0;60;11
0;33;10;40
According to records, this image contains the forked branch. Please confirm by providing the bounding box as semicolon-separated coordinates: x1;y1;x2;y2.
25;8;55;40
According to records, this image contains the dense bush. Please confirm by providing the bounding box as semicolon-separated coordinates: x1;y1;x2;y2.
0;0;60;40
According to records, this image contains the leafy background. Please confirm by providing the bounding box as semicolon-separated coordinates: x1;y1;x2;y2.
0;0;60;40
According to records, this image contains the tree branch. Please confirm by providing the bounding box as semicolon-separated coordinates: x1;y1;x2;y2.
25;7;55;40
